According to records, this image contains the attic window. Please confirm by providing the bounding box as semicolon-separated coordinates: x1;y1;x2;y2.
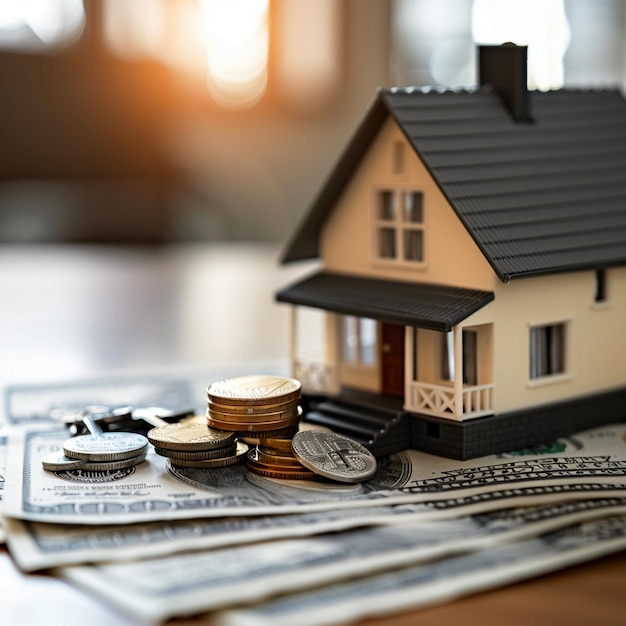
375;189;424;264
393;141;405;175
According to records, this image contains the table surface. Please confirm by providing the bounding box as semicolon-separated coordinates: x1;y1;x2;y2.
1;243;625;626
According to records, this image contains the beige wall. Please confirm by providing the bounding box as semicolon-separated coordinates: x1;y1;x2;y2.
320;117;495;291
486;267;626;414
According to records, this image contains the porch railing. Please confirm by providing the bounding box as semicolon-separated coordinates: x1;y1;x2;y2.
406;381;494;420
293;359;338;394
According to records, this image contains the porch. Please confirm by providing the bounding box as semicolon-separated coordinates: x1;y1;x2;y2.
294;356;495;421
406;380;494;420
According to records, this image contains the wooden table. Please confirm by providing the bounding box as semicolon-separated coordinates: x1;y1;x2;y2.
1;244;625;625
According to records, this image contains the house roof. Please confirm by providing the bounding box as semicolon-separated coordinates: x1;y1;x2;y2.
281;86;626;282
276;271;494;332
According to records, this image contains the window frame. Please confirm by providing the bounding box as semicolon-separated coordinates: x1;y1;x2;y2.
373;187;426;267
528;321;569;382
340;316;378;368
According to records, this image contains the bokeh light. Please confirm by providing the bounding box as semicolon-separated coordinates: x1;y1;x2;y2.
200;0;269;109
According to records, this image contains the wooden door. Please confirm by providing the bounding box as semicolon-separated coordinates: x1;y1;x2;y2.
381;323;405;397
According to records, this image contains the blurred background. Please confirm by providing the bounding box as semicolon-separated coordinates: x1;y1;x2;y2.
0;0;624;245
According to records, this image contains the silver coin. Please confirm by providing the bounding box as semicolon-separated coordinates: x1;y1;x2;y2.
167;441;249;468
63;432;148;462
42;451;146;472
73;453;147;472
41;452;87;471
291;430;377;483
153;442;238;461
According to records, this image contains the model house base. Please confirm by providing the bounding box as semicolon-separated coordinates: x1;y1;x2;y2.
302;387;626;460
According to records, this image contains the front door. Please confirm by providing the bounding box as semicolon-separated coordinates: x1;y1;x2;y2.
381;323;405;396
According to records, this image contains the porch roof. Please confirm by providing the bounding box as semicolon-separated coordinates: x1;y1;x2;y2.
276;271;494;332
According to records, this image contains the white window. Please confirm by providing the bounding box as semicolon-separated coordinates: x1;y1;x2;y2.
529;323;566;379
375;189;425;263
341;317;377;366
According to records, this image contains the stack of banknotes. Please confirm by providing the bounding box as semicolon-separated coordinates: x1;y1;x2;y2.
1;377;626;625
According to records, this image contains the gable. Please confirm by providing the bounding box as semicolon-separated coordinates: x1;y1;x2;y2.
320;116;495;291
282;86;626;283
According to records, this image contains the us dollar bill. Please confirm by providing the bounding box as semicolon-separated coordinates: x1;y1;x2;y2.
217;515;626;626
58;501;626;623
5;424;626;525
9;482;626;571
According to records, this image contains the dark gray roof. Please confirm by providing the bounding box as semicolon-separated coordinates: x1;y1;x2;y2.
276;271;494;332
281;86;626;282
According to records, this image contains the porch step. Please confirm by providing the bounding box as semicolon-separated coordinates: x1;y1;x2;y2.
304;410;381;440
313;401;394;428
302;397;410;457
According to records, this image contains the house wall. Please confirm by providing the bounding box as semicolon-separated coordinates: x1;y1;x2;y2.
320;117;496;291
316;115;626;419
487;267;626;414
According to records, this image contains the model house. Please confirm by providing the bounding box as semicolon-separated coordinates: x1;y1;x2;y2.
276;44;626;459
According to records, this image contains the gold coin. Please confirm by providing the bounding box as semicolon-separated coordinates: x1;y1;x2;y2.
206;397;301;416
206;406;302;425
248;425;300;439
217;424;299;440
207;375;301;406
257;444;296;459
247;447;311;471
258;437;294;453
246;453;317;480
153;442;237;461
206;412;300;433
247;467;318;480
167;441;249;469
147;422;236;451
255;449;303;468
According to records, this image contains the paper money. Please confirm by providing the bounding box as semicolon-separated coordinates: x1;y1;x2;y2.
1;376;198;427
9;482;626;571
58;501;626;623
218;515;626;626
5;424;626;525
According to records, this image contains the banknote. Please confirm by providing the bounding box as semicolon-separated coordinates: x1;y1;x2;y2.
217;515;626;626
1;363;286;427
9;483;626;571
1;375;198;427
5;424;626;525
58;500;626;623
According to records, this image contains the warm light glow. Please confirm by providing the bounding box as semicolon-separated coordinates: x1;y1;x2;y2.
276;0;341;112
472;0;570;90
0;0;84;48
103;0;167;60
200;0;269;109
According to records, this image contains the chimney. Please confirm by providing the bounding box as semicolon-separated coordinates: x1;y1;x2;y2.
478;43;532;123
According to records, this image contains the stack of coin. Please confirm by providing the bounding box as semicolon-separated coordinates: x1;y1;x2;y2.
147;421;248;469
245;436;317;480
42;432;149;473
206;375;302;441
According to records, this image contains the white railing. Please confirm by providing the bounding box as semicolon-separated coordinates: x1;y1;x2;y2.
406;381;494;420
293;359;338;394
